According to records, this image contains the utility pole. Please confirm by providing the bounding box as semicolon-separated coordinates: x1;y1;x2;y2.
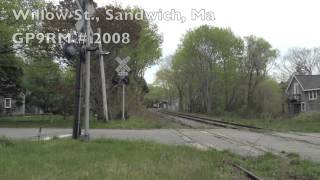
72;54;82;139
97;28;110;122
62;38;82;139
70;0;98;139
82;0;96;140
83;8;91;140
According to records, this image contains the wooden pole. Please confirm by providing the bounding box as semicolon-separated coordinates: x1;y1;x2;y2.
72;57;82;139
97;28;109;122
84;11;91;140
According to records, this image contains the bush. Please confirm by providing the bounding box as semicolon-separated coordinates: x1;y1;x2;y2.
0;137;13;147
253;79;282;117
293;112;320;121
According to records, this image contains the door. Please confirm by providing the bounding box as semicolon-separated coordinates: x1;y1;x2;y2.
293;103;301;114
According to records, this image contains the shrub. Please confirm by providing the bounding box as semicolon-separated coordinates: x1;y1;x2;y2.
292;112;320;121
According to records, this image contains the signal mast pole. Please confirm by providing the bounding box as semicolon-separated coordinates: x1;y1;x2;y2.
71;0;98;139
83;1;92;140
72;54;82;139
72;0;86;139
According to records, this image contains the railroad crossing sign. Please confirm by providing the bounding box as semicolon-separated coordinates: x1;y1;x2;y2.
115;56;131;121
75;19;85;32
77;0;96;15
75;0;95;33
115;57;131;77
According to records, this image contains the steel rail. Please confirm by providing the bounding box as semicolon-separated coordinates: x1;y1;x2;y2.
160;110;320;147
160;110;263;130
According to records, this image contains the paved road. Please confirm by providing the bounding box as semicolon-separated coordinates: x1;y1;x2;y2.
1;128;320;162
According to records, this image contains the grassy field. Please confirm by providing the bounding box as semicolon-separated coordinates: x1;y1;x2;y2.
0;112;185;129
1;111;320;132
0;138;319;180
222;112;320;133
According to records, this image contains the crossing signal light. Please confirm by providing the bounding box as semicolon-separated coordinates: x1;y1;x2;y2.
112;76;130;85
123;76;129;85
63;43;77;60
112;76;120;85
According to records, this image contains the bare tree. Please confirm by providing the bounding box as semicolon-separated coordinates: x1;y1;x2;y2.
278;47;320;79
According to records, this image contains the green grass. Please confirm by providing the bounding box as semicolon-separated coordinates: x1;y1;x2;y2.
2;111;319;132
0;115;72;128
0;114;185;129
90;116;184;129
221;112;320;133
0;138;319;180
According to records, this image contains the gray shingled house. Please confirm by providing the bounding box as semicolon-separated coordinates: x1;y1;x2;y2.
286;75;320;114
0;93;25;116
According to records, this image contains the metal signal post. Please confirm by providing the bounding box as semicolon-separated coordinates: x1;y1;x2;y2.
75;0;96;140
122;82;125;120
63;42;82;139
115;57;131;120
68;0;110;139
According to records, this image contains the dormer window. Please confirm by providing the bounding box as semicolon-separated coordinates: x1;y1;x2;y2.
293;83;299;94
309;91;317;100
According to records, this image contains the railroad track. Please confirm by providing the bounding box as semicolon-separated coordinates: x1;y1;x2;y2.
159;110;320;179
159;110;320;147
160;110;264;131
226;161;264;180
172;128;264;180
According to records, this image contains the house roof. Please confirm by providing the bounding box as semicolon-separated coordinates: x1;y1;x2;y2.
287;75;320;92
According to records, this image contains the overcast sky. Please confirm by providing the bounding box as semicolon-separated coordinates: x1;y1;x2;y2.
89;0;320;83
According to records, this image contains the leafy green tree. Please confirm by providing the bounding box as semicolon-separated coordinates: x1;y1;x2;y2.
22;57;63;113
167;25;244;113
0;0;44;96
156;26;281;117
0;0;44;54
253;79;282;117
144;85;167;107
243;36;279;113
155;59;177;107
55;68;75;118
0;54;23;97
31;1;163;119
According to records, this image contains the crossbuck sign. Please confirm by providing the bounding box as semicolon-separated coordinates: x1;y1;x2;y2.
115;57;131;77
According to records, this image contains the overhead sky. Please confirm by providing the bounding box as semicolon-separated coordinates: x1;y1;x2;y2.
63;0;320;83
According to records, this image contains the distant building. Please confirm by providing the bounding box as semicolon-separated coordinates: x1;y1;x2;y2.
158;100;169;109
286;74;320;114
0;91;44;116
150;100;169;109
0;93;25;116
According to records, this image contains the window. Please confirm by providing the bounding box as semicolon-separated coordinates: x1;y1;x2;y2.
4;98;12;109
309;91;317;100
293;83;299;94
301;102;306;112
